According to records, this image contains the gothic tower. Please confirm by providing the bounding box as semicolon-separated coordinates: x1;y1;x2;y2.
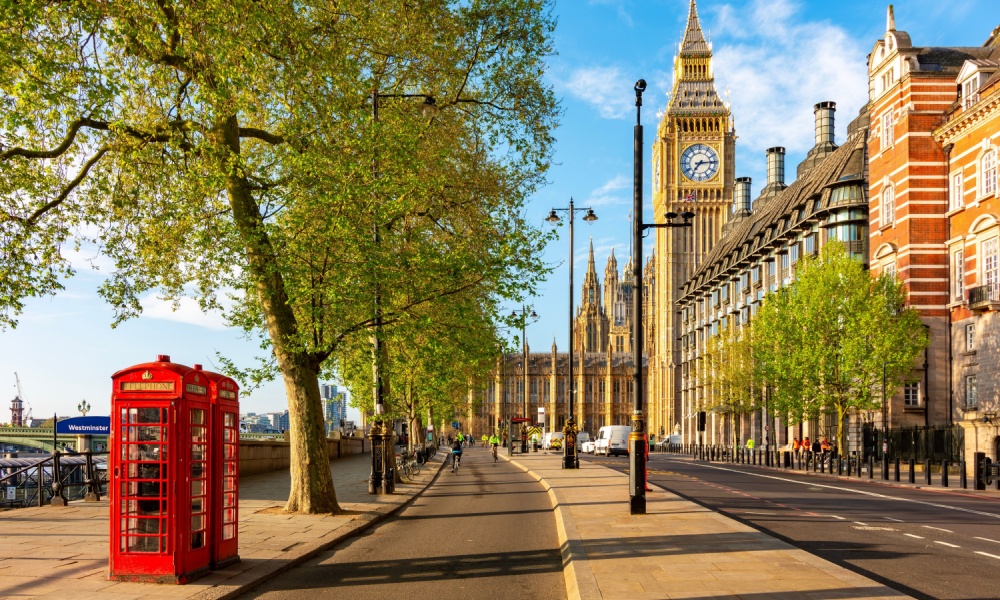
575;239;608;354
649;0;735;440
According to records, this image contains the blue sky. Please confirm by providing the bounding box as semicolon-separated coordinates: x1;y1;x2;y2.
2;0;998;424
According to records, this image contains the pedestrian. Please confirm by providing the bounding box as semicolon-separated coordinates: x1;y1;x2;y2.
792;437;800;453
745;438;755;449
821;437;830;454
812;438;821;454
482;434;489;449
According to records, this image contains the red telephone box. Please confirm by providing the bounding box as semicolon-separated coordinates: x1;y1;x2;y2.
193;365;240;569
109;355;213;583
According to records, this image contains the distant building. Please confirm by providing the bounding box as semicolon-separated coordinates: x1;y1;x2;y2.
322;384;348;433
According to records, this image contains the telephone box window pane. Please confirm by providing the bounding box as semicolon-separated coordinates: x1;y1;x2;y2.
224;492;236;507
190;409;205;425
191;444;204;462
224;477;235;492
133;408;162;423
136;426;161;441
223;524;236;540
224;444;236;459
129;536;161;553
137;444;160;461
138;464;162;480
191;427;206;444
137;499;163;516
191;531;204;550
191;497;203;514
191;480;204;496
224;412;236;426
191;461;204;478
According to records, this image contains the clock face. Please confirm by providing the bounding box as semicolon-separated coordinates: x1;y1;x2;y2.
680;144;720;182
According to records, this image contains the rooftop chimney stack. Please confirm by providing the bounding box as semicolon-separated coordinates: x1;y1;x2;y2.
760;147;787;201
735;177;752;216
814;102;836;147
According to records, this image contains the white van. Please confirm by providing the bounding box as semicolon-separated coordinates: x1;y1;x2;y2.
542;431;564;450
594;425;631;457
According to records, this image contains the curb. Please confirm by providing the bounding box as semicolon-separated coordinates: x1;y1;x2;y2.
192;452;449;600
504;455;602;600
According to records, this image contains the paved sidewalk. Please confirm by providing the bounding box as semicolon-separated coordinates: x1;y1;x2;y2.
0;451;446;600
508;451;909;600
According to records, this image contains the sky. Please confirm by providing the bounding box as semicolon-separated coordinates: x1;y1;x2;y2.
2;0;999;424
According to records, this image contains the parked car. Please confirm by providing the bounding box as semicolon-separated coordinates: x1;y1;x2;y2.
581;439;596;454
576;431;591;451
594;425;631;456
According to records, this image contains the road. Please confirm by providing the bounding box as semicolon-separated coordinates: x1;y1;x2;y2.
583;452;1000;600
239;448;566;600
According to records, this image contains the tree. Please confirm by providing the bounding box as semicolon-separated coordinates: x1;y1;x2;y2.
702;319;759;444
0;1;557;513
751;242;928;453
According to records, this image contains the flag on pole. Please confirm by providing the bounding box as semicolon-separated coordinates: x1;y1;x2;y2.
684;191;696;202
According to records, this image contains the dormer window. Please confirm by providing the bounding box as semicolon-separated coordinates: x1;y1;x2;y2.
963;77;980;109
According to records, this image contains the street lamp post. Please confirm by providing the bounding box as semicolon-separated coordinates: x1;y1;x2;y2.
546;199;598;469
368;90;437;496
630;79;695;515
511;306;538;454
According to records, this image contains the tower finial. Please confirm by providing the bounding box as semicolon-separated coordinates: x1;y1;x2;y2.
887;5;895;32
680;0;708;53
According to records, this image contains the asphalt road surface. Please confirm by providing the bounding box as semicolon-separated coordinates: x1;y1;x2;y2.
239;448;566;600
583;452;1000;600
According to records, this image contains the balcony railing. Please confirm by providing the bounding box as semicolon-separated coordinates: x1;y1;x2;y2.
969;283;1000;311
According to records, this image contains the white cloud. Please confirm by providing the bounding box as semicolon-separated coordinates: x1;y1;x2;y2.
711;0;869;159
560;66;634;120
586;174;631;207
140;293;231;330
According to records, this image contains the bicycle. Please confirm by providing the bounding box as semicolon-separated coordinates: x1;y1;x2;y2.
451;451;462;473
397;451;421;479
492;444;498;463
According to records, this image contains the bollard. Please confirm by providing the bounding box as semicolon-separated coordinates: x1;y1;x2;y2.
837;457;843;476
908;458;916;484
50;450;67;507
868;456;874;479
813;452;819;473
894;457;900;482
882;456;889;481
960;460;967;489
820;455;825;474
942;460;949;488
846;456;852;477
925;459;932;485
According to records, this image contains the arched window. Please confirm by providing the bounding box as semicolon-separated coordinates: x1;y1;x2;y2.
881;184;895;226
981;150;997;197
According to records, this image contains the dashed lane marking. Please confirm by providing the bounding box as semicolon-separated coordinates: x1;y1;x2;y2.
884;517;903;522
975;537;1000;544
904;534;925;539
680;460;1000;521
935;541;961;548
923;525;954;533
854;521;868;526
975;551;1000;560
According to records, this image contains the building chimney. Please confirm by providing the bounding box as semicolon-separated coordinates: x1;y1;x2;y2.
760;147;787;201
814;102;836;147
735;177;752;215
766;147;785;186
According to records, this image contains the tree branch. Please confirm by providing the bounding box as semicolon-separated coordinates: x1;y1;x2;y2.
239;127;285;145
1;118;108;161
24;146;110;224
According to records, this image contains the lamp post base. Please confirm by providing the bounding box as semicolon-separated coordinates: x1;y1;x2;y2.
368;422;395;495
562;419;579;469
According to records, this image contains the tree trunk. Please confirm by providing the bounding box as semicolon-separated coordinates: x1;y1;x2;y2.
217;115;339;514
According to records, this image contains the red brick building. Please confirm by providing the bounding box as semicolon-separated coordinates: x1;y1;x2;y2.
869;6;1000;462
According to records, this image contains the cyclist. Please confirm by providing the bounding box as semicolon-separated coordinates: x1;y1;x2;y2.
451;437;464;472
489;433;501;462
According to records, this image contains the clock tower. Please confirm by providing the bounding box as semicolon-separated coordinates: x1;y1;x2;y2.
649;0;735;443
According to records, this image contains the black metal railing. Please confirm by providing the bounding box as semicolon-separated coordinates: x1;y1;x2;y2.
0;450;107;508
969;284;1000;309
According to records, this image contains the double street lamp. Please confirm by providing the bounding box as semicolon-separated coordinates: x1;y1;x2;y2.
368;90;437;496
546;199;597;469
630;79;694;514
511;305;538;454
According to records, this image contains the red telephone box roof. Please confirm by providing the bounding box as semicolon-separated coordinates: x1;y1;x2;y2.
191;364;240;403
111;354;193;379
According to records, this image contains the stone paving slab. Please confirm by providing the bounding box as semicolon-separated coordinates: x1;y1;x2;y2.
0;451;446;600
508;451;911;600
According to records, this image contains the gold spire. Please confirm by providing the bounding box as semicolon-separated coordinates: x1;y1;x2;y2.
681;0;710;55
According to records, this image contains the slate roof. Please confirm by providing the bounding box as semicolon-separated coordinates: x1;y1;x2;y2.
679;111;870;303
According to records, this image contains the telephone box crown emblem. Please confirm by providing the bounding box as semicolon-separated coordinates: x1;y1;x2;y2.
142;370;153;380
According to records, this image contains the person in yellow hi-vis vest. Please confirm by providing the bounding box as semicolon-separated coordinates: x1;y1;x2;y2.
746;438;755;449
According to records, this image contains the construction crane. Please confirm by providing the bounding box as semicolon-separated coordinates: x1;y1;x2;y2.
13;372;30;426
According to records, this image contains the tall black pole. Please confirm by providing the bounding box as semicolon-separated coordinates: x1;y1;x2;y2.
629;80;647;515
522;306;529;454
564;200;579;468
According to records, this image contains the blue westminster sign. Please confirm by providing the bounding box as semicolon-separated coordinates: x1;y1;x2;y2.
56;416;111;435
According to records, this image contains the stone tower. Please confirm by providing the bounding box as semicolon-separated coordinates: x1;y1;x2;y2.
648;0;736;439
575;239;608;354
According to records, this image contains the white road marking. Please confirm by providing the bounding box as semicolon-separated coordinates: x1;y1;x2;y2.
854;521;868;526
685;460;1000;520
923;525;954;533
975;537;1000;544
904;534;924;539
884;517;903;522
934;541;960;548
975;551;1000;559
830;515;846;520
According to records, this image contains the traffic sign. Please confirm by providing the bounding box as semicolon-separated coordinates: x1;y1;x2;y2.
510;417;530;423
452;420;459;429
